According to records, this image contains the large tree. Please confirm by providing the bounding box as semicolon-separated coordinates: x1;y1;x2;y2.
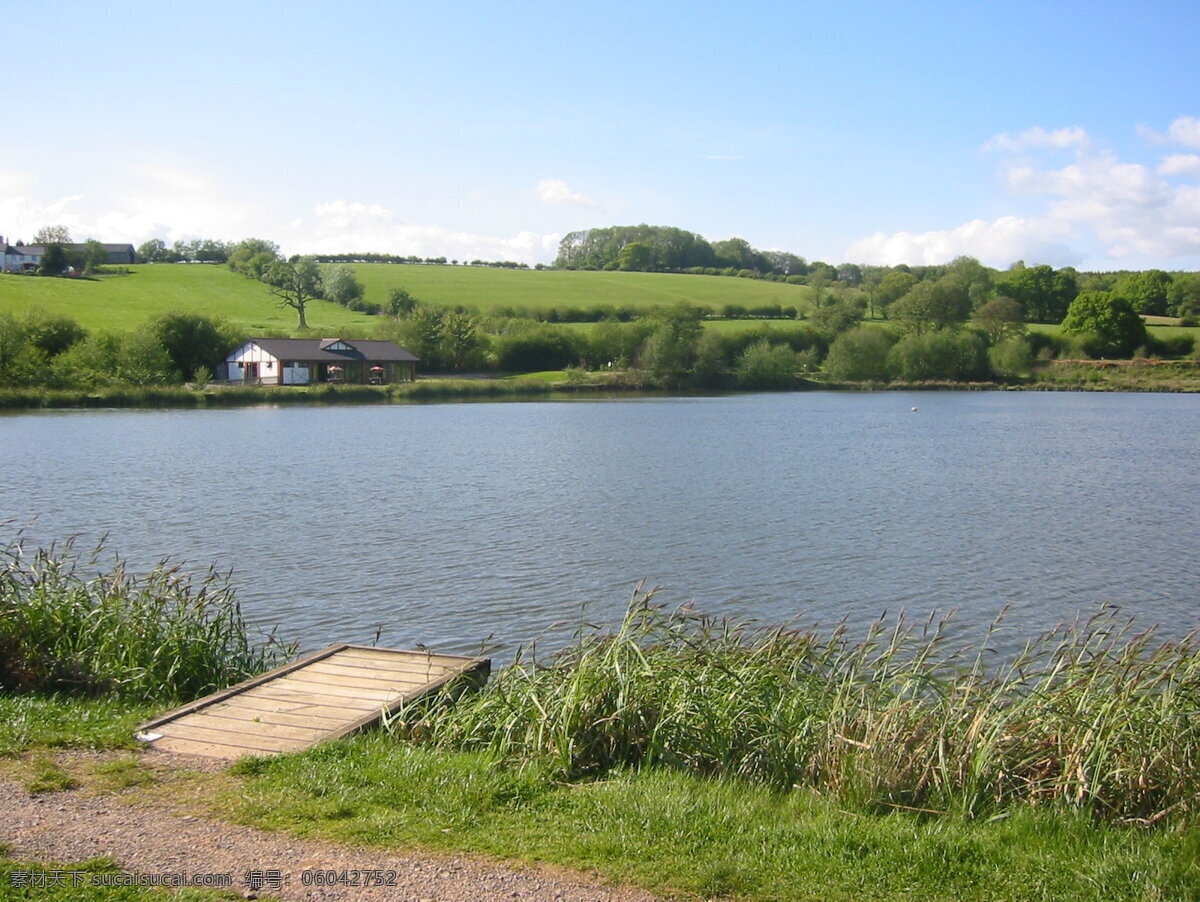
34;225;71;244
263;256;321;329
995;264;1078;324
1060;291;1147;358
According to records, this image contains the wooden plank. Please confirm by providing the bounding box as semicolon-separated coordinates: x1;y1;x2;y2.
199;706;351;732
247;686;384;711
150;735;263;760
334;647;463;667
155;721;309;753
138;645;491;759
265;677;400;702
281;669;427;693
181;711;328;742
136;644;350;731
207;695;349;724
323;655;457;677
303;660;451;682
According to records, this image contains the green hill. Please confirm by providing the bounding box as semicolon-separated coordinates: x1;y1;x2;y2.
0;265;376;334
0;264;813;334
348;264;813;314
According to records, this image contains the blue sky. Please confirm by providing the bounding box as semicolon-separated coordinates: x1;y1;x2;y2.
4;0;1199;270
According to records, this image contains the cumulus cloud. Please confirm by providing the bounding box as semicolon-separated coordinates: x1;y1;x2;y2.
535;178;597;207
291;199;561;264
849;119;1200;267
983;125;1089;154
846;217;1079;267
1168;116;1200;148
1159;154;1200;177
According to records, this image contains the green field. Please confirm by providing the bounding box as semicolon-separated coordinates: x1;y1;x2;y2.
0;266;377;334
349;264;814;314
0;264;815;334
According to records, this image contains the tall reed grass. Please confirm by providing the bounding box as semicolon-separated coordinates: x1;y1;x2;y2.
420;588;1200;824
0;535;295;702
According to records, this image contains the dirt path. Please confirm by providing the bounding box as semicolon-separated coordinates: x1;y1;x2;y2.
0;751;660;902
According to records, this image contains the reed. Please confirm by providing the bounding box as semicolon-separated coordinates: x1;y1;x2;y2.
0;536;295;702
420;588;1200;824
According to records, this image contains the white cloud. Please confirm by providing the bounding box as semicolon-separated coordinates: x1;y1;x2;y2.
983;125;1090;154
535;178;597;208
1159;154;1200;177
1168;116;1200;148
290;200;561;264
849;120;1200;267
846;217;1078;267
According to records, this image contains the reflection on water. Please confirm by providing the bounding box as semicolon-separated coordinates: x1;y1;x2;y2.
3;392;1199;656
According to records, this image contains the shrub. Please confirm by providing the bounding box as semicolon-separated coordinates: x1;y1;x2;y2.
823;326;897;382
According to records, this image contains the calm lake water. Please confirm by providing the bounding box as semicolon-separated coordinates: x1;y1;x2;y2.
3;392;1199;657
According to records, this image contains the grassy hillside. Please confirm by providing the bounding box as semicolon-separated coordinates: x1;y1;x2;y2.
350;264;814;313
0;266;377;334
1;264;815;333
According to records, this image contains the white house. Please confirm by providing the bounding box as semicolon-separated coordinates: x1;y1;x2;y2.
223;338;419;385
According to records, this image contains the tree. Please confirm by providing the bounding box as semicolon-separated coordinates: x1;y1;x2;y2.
734;339;797;389
637;303;704;385
138;239;168;263
875;271;917;319
1060;291;1147;358
887;329;989;382
439;311;486;371
995;264;1078;324
889;277;970;334
151;312;238;381
823;326;897;382
34;225;72;244
82;239;107;274
228;237;280;275
321;265;364;308
38;243;68;275
387;287;419;316
263;256;321;329
972;296;1026;344
1115;270;1172;316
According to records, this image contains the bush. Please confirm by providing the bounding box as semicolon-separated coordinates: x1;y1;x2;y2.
734;339;797;389
888;329;989;382
495;328;582;372
823;326;897;382
989;336;1034;377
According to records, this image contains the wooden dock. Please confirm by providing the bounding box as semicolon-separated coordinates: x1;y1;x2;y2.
135;644;490;760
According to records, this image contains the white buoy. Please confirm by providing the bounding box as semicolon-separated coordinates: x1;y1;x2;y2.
911;406;919;412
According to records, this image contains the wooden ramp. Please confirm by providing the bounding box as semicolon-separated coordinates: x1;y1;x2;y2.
135;644;490;760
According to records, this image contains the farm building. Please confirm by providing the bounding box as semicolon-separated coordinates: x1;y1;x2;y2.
222;338;419;385
0;239;136;273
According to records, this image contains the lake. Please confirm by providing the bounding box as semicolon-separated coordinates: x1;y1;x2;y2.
3;391;1198;657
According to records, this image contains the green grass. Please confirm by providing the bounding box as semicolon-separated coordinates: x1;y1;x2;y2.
0;266;376;334
0;694;155;756
228;735;1200;902
351;264;815;315
0;265;815;335
420;591;1200;824
0;536;295;702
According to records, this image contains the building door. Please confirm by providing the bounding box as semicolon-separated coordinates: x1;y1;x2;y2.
244;362;259;383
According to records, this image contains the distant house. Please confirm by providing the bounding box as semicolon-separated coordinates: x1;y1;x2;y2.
222;338;419;385
0;238;137;273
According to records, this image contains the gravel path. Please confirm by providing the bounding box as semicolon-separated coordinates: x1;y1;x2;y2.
0;752;661;902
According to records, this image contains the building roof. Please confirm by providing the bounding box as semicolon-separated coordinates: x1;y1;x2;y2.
11;243;135;256
241;338;419;363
